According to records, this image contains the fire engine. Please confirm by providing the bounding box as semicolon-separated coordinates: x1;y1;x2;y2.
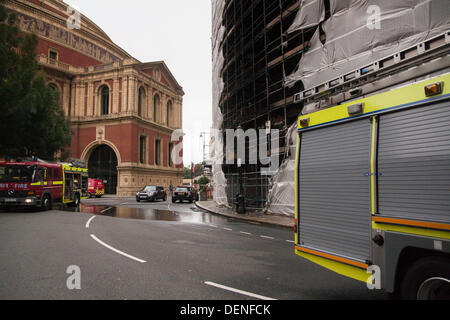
294;32;450;299
0;159;89;210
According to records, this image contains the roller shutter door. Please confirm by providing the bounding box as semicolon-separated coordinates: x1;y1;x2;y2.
378;100;450;224
299;119;372;262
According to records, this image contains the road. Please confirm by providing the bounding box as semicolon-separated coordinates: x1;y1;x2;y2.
0;197;389;300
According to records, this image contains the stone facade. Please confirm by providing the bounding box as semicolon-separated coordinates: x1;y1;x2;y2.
5;0;185;195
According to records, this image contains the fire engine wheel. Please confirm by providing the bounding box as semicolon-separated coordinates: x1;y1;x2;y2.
41;195;52;211
400;256;450;300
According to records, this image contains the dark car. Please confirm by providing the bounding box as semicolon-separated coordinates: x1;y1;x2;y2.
136;186;167;202
172;186;199;203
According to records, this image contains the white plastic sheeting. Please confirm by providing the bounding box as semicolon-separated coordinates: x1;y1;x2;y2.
287;0;325;33
267;0;450;217
211;0;228;207
266;123;298;216
285;0;450;89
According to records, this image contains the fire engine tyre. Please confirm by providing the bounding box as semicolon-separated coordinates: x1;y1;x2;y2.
400;256;450;300
41;194;52;211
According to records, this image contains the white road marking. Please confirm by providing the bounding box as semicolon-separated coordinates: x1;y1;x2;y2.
90;234;147;263
286;240;295;244
240;231;252;235
120;202;129;206
204;281;277;301
223;228;233;231
101;207;114;214
85;216;96;229
260;235;275;240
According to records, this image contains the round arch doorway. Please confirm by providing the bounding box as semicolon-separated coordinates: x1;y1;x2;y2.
88;145;118;195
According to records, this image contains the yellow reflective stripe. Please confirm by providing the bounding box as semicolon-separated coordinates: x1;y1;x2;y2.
294;131;300;245
31;182;41;186
53;181;63;185
296;246;369;269
298;74;450;128
296;249;369;283
370;116;377;215
373;222;450;240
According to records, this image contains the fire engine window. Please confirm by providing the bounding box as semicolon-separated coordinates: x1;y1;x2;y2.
54;168;62;180
65;173;71;186
82;176;88;189
37;167;45;181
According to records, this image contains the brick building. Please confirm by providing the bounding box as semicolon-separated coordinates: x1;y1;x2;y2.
5;0;185;195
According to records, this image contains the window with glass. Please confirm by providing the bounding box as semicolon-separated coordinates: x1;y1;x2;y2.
101;86;109;116
153;94;160;122
155;139;161;166
166;100;172;126
138;87;145;117
140;136;147;164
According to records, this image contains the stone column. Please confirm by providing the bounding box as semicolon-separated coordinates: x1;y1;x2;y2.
63;81;70;117
113;77;119;114
129;76;136;114
87;81;94;116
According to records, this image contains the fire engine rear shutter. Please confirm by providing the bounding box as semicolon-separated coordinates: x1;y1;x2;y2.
377;99;450;223
299;119;372;263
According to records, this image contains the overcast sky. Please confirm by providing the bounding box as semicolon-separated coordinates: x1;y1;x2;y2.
65;0;213;166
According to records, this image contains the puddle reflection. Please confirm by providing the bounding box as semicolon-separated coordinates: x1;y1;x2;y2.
67;204;226;225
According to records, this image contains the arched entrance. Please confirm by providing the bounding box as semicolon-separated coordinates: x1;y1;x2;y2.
88;145;118;195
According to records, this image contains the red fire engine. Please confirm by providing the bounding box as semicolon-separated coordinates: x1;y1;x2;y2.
0;159;89;210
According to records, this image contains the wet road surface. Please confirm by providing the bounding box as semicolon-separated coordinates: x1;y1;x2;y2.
0;198;389;300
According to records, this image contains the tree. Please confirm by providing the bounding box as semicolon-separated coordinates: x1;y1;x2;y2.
0;0;72;161
183;163;204;179
197;176;210;185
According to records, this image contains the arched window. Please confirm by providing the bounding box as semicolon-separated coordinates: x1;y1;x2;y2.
166;100;172;127
153;94;160;122
138;87;145;117
100;86;109;116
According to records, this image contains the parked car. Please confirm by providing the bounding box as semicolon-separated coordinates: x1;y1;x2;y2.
136;186;166;202
172;186;199;203
88;179;105;198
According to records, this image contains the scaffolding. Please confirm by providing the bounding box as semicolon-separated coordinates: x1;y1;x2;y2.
213;0;450;214
214;0;318;210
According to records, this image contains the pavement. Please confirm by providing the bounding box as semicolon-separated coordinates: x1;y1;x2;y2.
195;200;294;229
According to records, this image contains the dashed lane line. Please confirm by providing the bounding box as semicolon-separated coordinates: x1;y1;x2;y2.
204;281;277;300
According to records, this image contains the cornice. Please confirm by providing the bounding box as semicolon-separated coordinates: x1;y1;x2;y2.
70;114;179;136
5;0;132;60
